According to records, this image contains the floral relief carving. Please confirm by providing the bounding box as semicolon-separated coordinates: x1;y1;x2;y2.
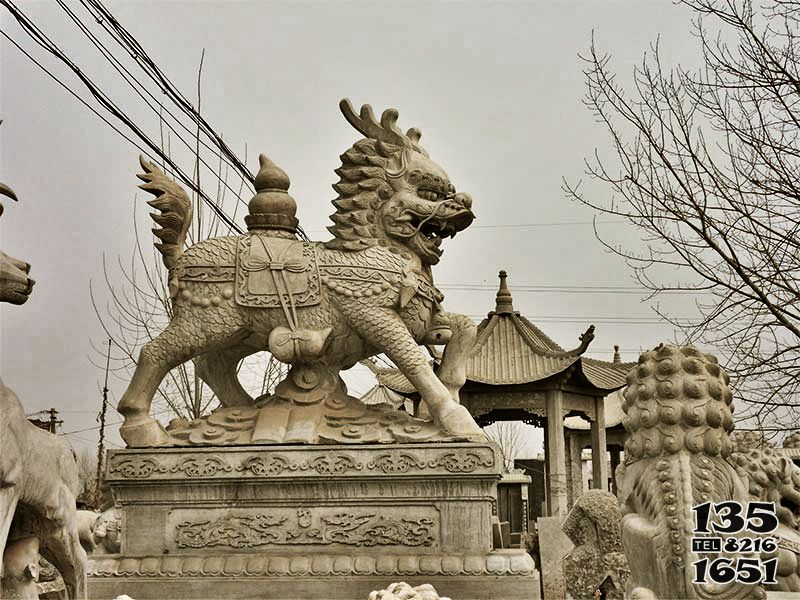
109;458;166;478
170;456;232;477
109;449;494;479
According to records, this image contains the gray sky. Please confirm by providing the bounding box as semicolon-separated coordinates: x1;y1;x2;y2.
0;1;704;456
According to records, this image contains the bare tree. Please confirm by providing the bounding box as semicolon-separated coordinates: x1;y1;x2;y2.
565;0;800;432
74;448;98;509
484;421;527;472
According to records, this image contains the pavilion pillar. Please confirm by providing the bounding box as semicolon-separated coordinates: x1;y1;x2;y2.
565;431;583;507
545;389;568;518
610;446;621;495
590;395;608;490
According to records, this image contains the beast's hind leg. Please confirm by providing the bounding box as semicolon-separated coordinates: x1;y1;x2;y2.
118;316;247;446
344;305;483;439
194;343;259;407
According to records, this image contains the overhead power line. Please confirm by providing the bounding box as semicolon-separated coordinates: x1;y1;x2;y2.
0;1;244;234
440;283;710;295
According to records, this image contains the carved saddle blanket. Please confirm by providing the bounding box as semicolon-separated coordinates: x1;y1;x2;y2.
234;235;321;309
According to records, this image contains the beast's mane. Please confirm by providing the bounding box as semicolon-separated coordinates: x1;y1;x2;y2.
324;138;405;251
326;99;430;252
622;344;735;460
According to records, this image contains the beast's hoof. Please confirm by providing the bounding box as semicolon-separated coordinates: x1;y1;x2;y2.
120;416;171;447
436;403;485;441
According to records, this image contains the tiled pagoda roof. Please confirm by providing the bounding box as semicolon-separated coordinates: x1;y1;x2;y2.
372;270;634;394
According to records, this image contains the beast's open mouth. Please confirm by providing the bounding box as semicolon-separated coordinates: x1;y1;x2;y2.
400;208;474;249
418;219;457;247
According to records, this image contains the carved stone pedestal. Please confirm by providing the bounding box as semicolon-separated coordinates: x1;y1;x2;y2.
88;443;539;600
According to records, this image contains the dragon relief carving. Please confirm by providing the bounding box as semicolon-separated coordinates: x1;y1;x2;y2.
117;99;482;448
173;508;436;549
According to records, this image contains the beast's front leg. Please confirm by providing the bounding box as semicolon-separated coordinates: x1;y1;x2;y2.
344;304;483;440
434;311;477;404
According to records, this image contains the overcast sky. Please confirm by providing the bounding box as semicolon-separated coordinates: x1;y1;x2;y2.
0;1;705;456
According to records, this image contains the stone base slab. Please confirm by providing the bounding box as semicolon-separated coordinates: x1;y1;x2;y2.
95;443;540;599
88;550;539;599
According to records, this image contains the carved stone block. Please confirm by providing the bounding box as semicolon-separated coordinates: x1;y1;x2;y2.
89;443;540;600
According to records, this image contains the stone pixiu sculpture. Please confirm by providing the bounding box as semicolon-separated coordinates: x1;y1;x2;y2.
0;166;87;598
562;489;630;599
118;99;483;447
617;344;763;599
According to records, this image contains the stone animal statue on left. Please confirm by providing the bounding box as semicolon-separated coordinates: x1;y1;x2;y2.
117;99;483;447
0;123;34;305
0;153;88;599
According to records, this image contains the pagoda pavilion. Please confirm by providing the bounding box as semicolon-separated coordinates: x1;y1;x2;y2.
376;270;634;518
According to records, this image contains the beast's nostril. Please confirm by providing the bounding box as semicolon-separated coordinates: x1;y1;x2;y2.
454;192;473;209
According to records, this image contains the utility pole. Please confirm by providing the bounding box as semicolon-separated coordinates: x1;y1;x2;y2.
94;338;111;508
47;407;62;433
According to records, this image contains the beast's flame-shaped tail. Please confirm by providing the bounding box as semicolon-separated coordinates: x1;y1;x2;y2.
137;156;192;269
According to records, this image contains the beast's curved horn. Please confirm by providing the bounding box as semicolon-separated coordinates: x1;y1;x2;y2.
0;184;16;202
339;98;412;148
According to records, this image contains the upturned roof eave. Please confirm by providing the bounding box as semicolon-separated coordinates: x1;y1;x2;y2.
464;354;582;386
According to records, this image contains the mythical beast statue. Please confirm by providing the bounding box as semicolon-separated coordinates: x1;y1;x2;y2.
618;343;800;597
0;157;87;598
118;99;483;447
617;344;763;599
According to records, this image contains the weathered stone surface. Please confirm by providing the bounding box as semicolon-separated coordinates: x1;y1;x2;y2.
90;443;539;599
537;516;572;600
561;490;629;599
117;99;483;447
617;344;761;599
163;393;466;445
